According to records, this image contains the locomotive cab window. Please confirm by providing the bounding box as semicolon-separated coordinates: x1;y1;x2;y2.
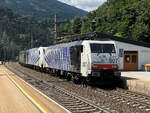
90;43;116;53
80;45;83;52
43;49;45;54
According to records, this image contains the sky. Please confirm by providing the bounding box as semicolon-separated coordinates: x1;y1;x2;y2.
58;0;107;12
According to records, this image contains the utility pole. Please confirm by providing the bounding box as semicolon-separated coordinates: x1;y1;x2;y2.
53;14;69;43
54;14;57;44
31;32;33;48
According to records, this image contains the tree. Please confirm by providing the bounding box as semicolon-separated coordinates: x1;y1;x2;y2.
72;16;82;34
81;21;92;33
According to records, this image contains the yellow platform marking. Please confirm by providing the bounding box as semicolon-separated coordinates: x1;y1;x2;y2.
1;67;47;113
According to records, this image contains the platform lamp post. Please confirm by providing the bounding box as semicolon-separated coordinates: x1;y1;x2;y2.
0;19;7;62
0;36;9;63
28;21;37;48
54;13;57;44
0;44;7;64
30;28;33;48
1;35;8;63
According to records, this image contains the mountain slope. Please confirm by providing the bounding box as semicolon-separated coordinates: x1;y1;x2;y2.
0;6;53;60
0;0;88;19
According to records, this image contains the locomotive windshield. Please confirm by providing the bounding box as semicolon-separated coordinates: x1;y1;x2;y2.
90;43;116;53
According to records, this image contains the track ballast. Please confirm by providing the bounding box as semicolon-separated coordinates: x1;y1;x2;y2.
5;62;150;113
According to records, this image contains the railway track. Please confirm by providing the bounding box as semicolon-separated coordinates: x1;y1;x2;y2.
5;64;117;113
91;84;150;112
6;62;150;113
112;89;150;111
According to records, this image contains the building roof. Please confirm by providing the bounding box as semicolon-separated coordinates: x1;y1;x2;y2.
57;32;150;48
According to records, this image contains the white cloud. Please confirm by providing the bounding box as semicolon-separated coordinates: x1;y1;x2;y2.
58;0;107;12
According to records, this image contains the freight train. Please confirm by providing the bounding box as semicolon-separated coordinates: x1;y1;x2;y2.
19;40;121;84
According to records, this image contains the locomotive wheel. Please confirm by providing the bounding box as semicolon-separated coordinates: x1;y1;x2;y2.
86;76;91;83
114;76;122;87
66;73;71;81
73;74;81;84
67;76;71;81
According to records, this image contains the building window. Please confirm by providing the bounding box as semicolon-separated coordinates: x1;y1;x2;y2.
125;55;130;63
132;55;137;63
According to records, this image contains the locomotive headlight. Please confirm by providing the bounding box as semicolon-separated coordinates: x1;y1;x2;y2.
92;64;99;69
112;64;117;69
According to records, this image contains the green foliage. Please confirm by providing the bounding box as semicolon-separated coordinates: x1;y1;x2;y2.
58;37;68;43
72;17;82;34
0;6;54;61
81;21;92;33
114;32;123;37
95;0;150;42
60;0;150;43
63;22;72;34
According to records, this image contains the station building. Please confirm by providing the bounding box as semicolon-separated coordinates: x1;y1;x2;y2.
96;33;150;71
115;40;150;71
63;32;150;71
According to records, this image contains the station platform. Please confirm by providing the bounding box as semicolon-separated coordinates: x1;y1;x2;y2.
121;72;150;96
0;65;70;113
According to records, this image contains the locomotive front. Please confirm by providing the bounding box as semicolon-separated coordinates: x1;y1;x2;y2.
81;40;120;83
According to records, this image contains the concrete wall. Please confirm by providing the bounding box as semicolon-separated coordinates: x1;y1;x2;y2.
114;41;150;70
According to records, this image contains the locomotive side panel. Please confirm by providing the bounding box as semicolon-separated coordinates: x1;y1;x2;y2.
19;51;26;65
44;46;71;71
43;41;83;73
26;48;40;67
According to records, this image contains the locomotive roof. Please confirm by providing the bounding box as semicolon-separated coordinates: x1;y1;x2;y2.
57;32;150;48
48;40;83;48
48;40;116;49
27;47;39;51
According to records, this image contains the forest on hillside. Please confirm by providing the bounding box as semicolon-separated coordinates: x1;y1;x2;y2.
60;0;150;43
0;6;54;61
1;0;150;61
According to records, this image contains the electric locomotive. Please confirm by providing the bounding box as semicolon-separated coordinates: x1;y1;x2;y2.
19;32;121;85
41;40;120;84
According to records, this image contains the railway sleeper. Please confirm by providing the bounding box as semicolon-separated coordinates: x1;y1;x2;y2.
73;109;99;113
